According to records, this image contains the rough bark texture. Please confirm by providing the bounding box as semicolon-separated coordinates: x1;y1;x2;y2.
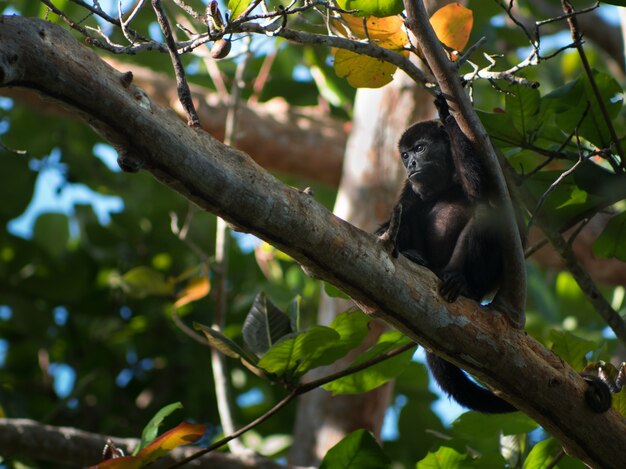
3;16;626;468
1;64;345;186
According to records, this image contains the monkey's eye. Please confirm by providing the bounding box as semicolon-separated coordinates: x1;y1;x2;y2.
414;144;425;153
401;152;409;160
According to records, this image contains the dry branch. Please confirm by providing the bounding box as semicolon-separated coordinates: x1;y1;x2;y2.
2;16;626;468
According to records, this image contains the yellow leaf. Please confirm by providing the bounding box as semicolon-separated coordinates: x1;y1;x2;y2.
174;276;210;308
430;3;473;51
338;15;409;51
334;49;397;88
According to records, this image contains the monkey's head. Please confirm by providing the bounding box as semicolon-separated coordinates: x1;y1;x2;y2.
398;121;454;200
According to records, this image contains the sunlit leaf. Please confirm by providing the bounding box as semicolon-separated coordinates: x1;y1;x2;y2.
320;429;390;469
257;326;340;378
323;331;415;394
174;276;210;308
452;412;538;438
334;50;397;88
324;282;350;299
335;0;403;18
117;266;174;298
135;402;183;455
416;446;467;468
339;15;408;49
137;422;205;464
229;0;252;19
430;3;473;51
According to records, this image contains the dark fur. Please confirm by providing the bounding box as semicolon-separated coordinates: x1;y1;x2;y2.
376;99;512;413
378;97;611;413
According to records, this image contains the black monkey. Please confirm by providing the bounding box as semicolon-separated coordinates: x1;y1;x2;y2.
378;96;611;413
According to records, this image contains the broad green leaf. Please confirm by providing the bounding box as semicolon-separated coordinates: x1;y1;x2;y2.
430;3;473;51
335;0;403;18
549;330;596;371
229;0;252;19
453;412;538;438
33;213;70;258
135;402;183;455
477;111;524;147
137;422;205;464
334;50;397;88
522;438;559;469
321;310;371;363
324;282;350;299
505;85;541;137
118;266;174;298
416;446;467;468
194;322;259;366
593;211;626;261
257;326;340;378
323;331;415;395
320;429;390;469
174;276;210;308
242;292;293;356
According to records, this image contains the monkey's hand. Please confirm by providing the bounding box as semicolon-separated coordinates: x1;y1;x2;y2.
434;92;451;120
439;271;469;302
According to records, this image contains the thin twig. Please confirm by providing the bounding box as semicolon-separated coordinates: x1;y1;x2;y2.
561;0;624;171
151;0;200;127
167;342;415;467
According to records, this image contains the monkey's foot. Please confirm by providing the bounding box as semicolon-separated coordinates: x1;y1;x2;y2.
439;271;468;302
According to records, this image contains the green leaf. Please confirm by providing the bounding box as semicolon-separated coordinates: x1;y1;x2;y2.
324;282;350;299
135;402;183;454
323;331;415;395
194;322;259;366
242;292;293;356
416;446;467;468
549;330;596;371
522;438;558;469
33;213;70;258
505;85;541;137
593;211;626;261
335;0;403;18
257;326;340;379
452;412;538;438
320;429;390;469
229;0;252;19
118;266;174;298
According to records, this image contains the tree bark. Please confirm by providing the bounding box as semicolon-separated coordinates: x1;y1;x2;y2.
3;16;626;468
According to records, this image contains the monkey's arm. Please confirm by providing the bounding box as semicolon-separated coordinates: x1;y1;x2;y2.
435;96;483;200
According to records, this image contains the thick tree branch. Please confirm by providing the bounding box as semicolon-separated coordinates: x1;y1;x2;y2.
403;0;527;328
2;16;626;468
0;418;286;468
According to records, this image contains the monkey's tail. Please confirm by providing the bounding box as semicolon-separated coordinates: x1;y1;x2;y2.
426;353;516;413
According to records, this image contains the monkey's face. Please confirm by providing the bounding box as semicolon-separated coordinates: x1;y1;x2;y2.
398;121;453;200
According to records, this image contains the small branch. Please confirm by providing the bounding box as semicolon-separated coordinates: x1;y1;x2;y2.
151;0;200;127
168;343;415;467
561;0;624;171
